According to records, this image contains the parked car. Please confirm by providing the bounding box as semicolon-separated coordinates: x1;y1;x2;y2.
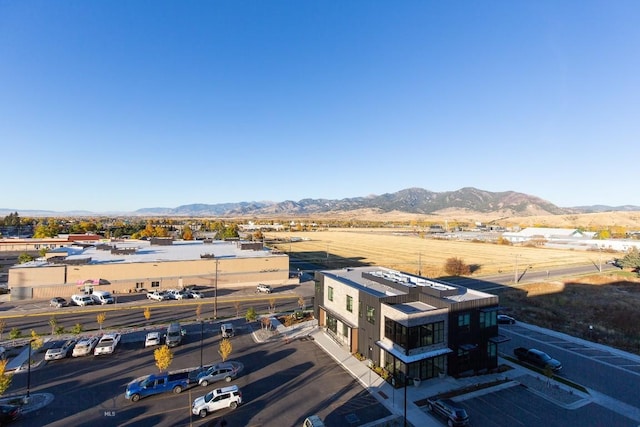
71;294;94;307
94;333;121;355
256;284;272;293
303;415;326;427
191;385;242;418
426;398;470;426
49;297;68;308
45;339;77;361
514;347;562;371
147;291;168;301
221;323;234;338
165;323;183;348
72;336;100;357
187;290;205;299
0;404;21;424
166;289;188;300
196;362;238;387
145;332;161;348
91;290;114;305
497;314;516;324
126;370;192;402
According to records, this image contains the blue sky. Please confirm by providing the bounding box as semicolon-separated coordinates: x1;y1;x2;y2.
1;1;639;212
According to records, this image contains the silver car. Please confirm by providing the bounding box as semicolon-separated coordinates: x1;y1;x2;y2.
45;339;77;361
197;362;238;387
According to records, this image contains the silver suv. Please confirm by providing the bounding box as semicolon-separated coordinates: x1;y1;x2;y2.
197;362;238;387
256;284;272;293
426;398;470;426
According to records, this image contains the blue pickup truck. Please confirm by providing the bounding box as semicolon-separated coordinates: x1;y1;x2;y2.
125;370;192;402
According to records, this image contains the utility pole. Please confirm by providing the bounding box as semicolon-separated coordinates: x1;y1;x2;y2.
214;258;219;320
514;254;520;284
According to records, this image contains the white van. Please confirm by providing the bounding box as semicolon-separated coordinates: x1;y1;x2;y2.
71;294;95;307
92;290;114;305
221;323;234;338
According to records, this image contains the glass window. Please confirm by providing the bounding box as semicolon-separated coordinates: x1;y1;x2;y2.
366;305;375;324
480;311;497;328
384;318;394;340
343;323;349;337
346;295;353;312
151;281;160;288
327;316;337;333
458;313;470;332
433;321;444;344
328;286;334;301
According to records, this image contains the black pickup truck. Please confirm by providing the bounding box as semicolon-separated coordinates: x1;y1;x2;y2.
514;347;562;371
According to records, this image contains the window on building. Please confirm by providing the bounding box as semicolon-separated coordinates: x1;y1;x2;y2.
395;323;407;348
343;323;349;337
327;316;337;334
488;342;497;358
328;286;334;301
433;321;444;344
458;313;471;333
151;281;160;288
346;295;353;312
480;311;497;328
366;305;375;324
385;318;394;340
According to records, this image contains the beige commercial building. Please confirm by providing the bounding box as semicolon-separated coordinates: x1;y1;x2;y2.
8;239;291;301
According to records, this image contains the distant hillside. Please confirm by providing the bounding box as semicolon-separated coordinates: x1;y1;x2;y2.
136;187;571;217
2;187;639;218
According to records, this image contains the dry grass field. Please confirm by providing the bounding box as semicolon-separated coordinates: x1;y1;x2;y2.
266;229;606;277
265;228;640;355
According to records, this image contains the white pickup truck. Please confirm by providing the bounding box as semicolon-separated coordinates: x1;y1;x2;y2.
94;333;121;355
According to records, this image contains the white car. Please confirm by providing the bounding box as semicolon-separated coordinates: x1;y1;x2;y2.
166;289;188;300
94;333;121;355
188;290;205;299
192;385;242;418
72;336;100;357
147;291;168;301
145;332;161;348
45;339;77;361
71;294;95;306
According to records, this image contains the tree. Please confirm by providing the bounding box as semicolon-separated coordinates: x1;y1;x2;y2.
218;338;232;362
18;253;34;264
261;317;271;331
619;247;640;270
144;307;151;322
9;328;21;340
233;301;241;318
154;345;173;372
182;225;194;240
30;330;43;351
268;298;276;314
0;360;13;396
97;312;107;331
71;323;83;335
245;307;257;323
49;316;58;335
0;319;5;340
444;257;471;276
195;304;202;321
297;296;305;311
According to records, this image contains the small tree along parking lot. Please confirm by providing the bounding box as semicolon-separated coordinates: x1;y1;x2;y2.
154;345;173;372
0;360;13;396
97;312;107;331
219;338;232;362
245;307;257;323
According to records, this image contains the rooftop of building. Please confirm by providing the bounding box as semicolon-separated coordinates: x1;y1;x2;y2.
322;266;496;303
13;239;284;268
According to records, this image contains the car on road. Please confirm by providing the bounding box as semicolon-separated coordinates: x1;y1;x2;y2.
147;291;168;301
426;398;470;426
256;284;272;293
71;294;95;306
145;332;161;348
49;297;68;308
196;362;238;387
94;333;121;355
514;347;562;371
0;404;21;424
72;336;100;357
497;314;516;324
192;385;242;418
45;339;77;361
221;323;234;338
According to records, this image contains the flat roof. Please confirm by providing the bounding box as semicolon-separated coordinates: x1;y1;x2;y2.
323;266;406;298
14;240;285;268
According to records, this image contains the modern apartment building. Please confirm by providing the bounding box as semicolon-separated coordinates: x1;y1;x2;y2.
314;266;507;383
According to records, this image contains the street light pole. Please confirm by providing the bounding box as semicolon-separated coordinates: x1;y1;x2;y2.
26;339;35;400
514;254;520;284
200;320;204;368
214;259;219;320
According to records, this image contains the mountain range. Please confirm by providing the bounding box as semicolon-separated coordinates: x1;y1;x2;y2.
3;187;635;218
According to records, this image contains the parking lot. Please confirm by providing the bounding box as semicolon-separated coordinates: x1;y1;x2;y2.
11;320;392;427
